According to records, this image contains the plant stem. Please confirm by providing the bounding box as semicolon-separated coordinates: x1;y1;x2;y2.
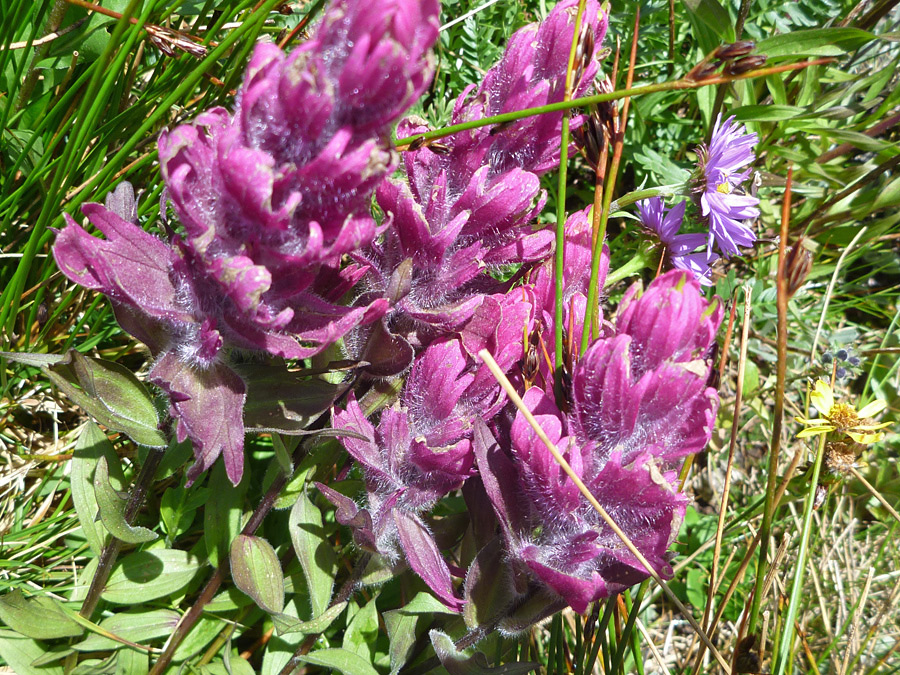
580;6;639;355
76;446;165;621
394;59;833;149
553;0;586;374
772;432;828;675
14;0;68;113
64;446;165;673
149;442;312;675
277;552;373;675
748;167;792;637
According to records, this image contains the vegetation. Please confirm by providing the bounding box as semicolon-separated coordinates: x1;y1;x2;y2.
0;0;897;673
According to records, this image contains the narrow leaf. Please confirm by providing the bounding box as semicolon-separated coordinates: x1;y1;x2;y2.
71;422;123;555
0;591;83;640
73;609;180;652
272;601;347;636
93;457;158;544
230;535;284;614
758;27;874;59
102;549;202;604
289;485;336;617
0;351;67;367
204;462;248;569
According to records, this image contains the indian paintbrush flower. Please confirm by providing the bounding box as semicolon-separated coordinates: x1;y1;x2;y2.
475;271;722;614
349;0;608;373
53;0;441;484
325;292;533;610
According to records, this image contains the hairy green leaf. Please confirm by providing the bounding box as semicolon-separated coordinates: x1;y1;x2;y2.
289;483;336;617
230;535;284;614
94;456;158;544
42;350;166;447
0;591;83;640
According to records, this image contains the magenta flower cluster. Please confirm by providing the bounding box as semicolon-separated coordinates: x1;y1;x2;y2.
52;0;735;621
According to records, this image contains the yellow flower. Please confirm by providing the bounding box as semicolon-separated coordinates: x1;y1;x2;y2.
795;380;891;444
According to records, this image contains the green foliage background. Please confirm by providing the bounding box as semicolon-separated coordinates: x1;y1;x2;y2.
0;0;898;673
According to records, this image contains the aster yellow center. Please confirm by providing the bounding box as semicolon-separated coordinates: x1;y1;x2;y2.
716;182;731;194
828;403;859;431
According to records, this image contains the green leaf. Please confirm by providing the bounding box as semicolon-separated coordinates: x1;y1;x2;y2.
102;549;203;604
343;596;379;660
681;0;734;44
205;462;248;569
160;485;208;541
230;535;284;614
116;649;148;675
385;593;458;675
289;484;336;617
0;591;83;639
384;608;419;675
295;647;380;675
171;616;222;663
42;350;166;447
240;363;346;434
730;105;805;122
203;654;256;675
272;601;347;636
757;28;874;60
0;631;65;675
873;175;900;211
94;456;158;544
430;630;538;675
0;351;66;367
71;422;124;555
73;609;180;652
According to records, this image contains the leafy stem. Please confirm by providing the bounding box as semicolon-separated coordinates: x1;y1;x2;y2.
75;445;166;621
394;59;834;149
148;438;314;675
277;552;373;675
65;445;166;673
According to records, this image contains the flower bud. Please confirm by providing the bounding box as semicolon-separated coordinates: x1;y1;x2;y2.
686;61;723;82
724;54;768;76
784;238;813;298
714;40;756;60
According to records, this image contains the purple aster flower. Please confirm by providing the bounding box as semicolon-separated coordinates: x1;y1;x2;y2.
474;271;722;614
637;197;719;286
695;114;760;256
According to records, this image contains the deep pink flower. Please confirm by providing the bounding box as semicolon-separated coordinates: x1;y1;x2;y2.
474;271;722;613
53;0;440;484
350;0;608;370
